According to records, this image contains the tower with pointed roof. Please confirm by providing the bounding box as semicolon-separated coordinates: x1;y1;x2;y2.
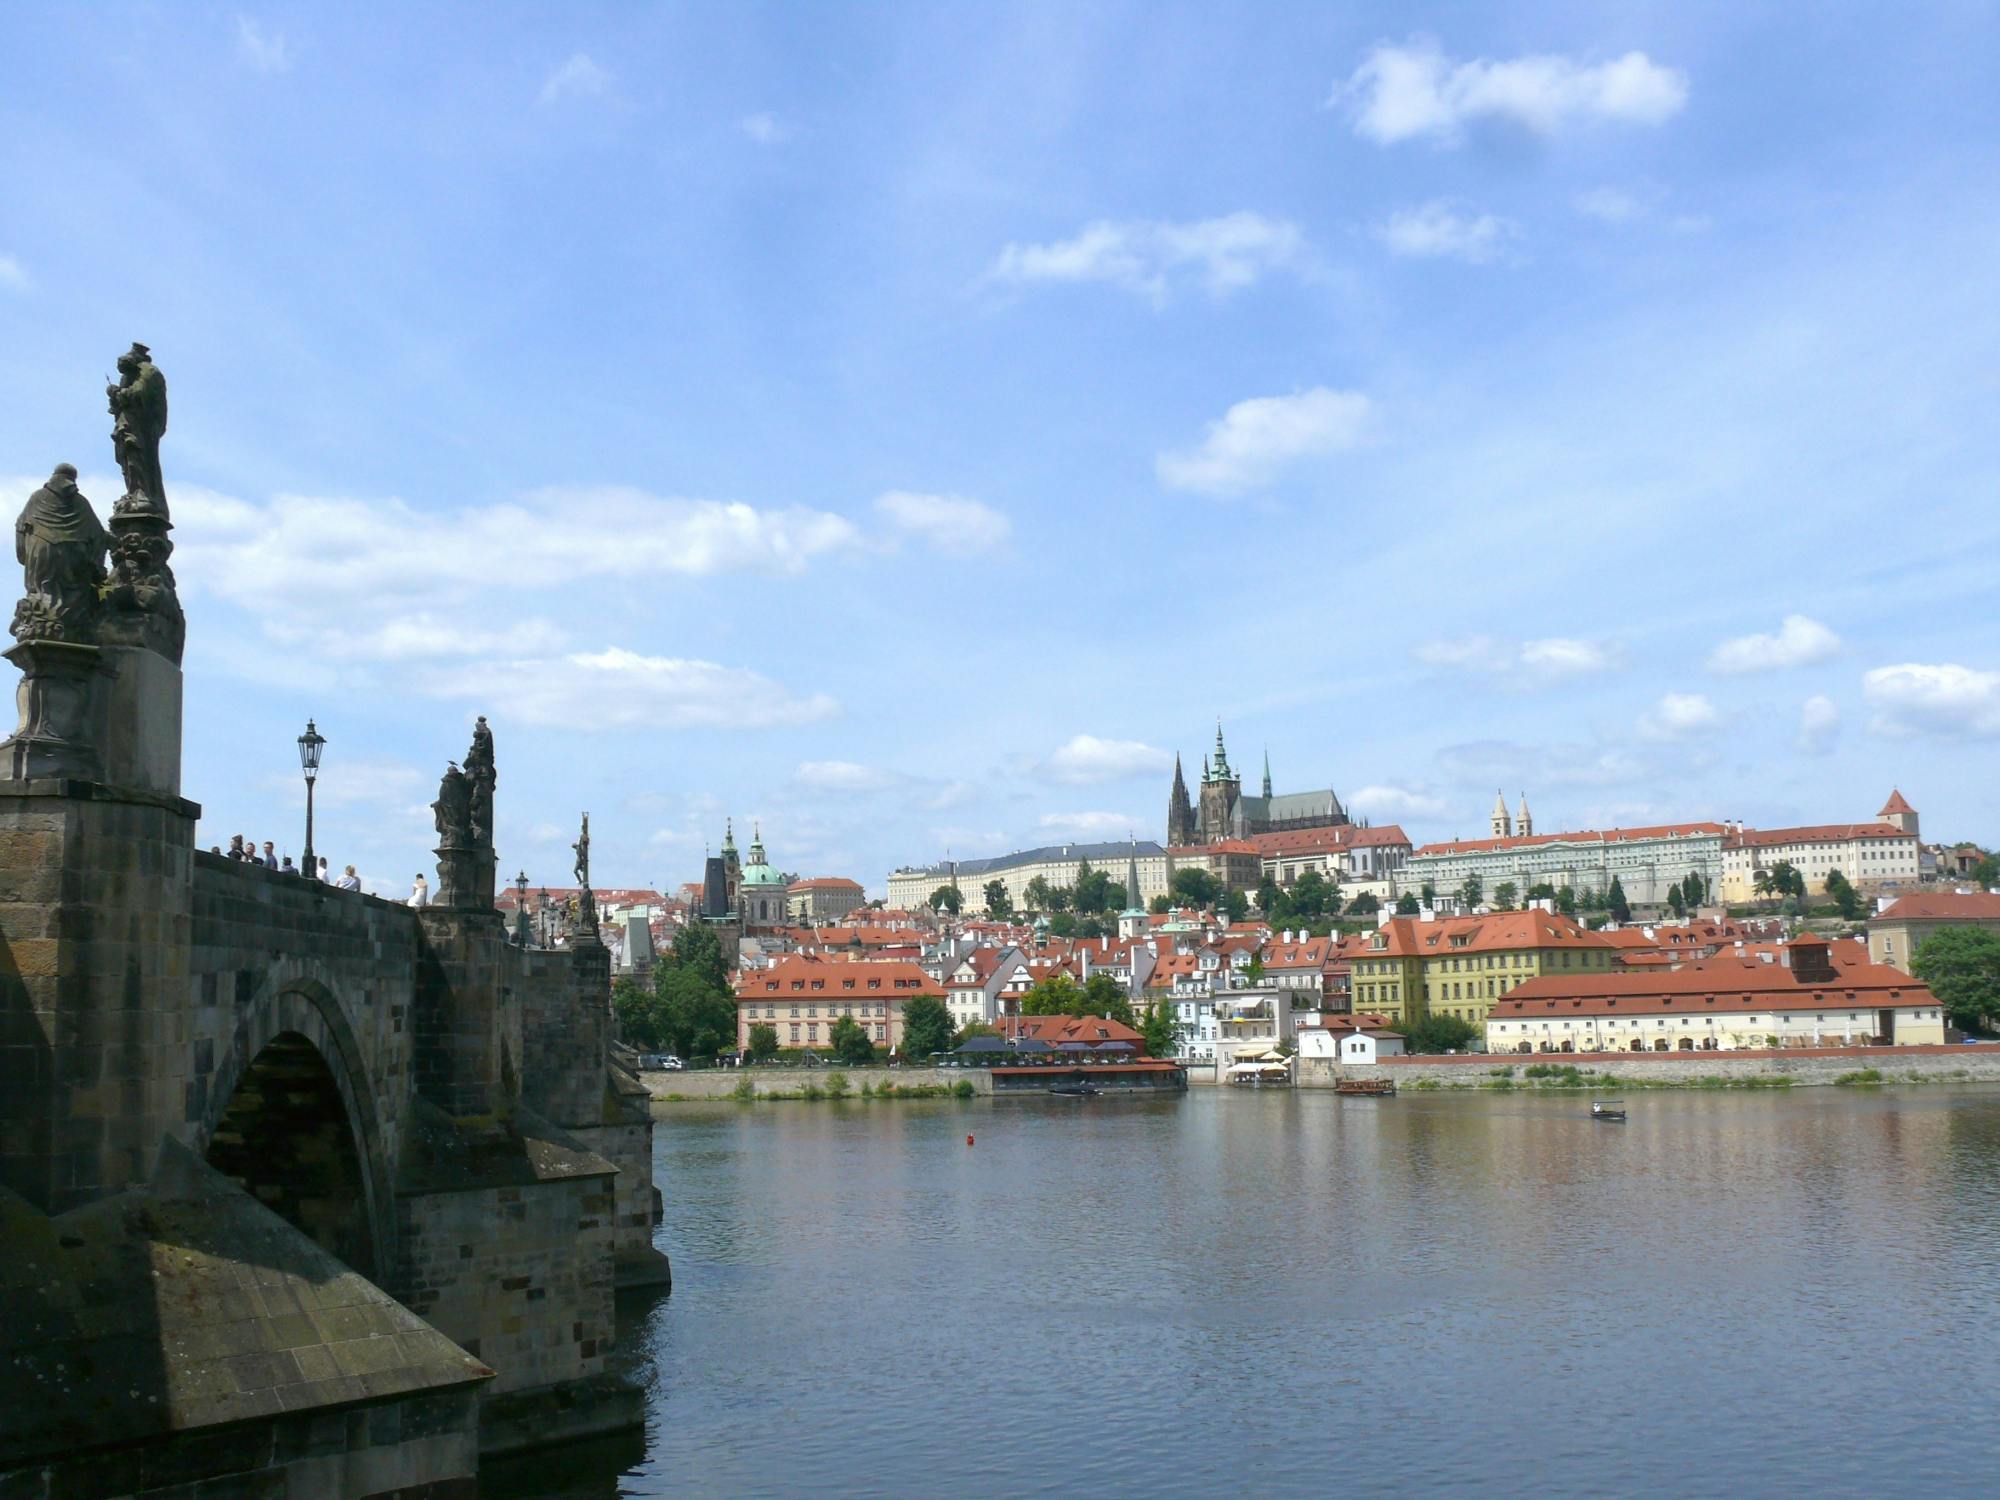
1167;754;1196;847
1261;747;1273;801
1516;793;1532;837
1879;789;1918;838
721;817;742;914
1490;791;1513;840
738;821;788;929
1198;721;1243;843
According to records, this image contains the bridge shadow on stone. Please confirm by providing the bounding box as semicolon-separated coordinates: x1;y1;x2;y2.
0;348;671;1500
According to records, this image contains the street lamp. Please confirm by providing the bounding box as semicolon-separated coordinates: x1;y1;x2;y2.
297;719;325;881
514;870;531;946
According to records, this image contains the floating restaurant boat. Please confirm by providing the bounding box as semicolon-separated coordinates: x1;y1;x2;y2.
1590;1100;1627;1122
1048;1078;1100;1097
1334;1079;1396;1097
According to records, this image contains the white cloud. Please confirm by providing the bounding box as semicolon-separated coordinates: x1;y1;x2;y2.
1708;615;1840;673
1798;695;1840;755
1156;387;1374;497
1376;200;1518;263
1574;186;1647;223
1639;692;1720;740
234;16;292;73
1336;39;1688;146
541;53;610;105
873;491;1010;555
738;112;790;145
990;213;1307;302
794;760;897;794
434;648;839;732
1038;735;1173;786
0;255;30;293
1415;634;1616;687
1347;784;1447;820
1864;663;2000;740
1035;811;1141;841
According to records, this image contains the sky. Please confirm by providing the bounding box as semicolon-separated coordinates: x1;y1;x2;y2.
2;4;1999;898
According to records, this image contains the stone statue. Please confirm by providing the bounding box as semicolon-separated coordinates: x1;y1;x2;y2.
572;813;598;936
12;464;108;644
99;526;185;661
433;763;473;846
464;716;495;848
107;343;168;517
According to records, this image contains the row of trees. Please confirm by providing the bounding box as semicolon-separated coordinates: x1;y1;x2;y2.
610;922;739;1062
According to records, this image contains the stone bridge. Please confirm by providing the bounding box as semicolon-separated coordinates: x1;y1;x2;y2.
0;406;670;1497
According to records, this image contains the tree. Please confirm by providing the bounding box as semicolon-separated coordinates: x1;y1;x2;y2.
1140;999;1179;1058
1824;870;1864;922
1077;971;1135;1026
672;921;731;992
1048;912;1079;938
929;884;962;915
1020;973;1081;1015
1911;927;2000;1034
746;1022;778;1062
611;976;667;1050
1404;1013;1479;1054
1527;882;1557;903
1395;891;1421;915
658;966;737;1060
1347;891;1381;916
1149;894;1172;915
1420;882;1437;904
1556;885;1577;917
1023;876;1053;913
1171;867;1221;908
1492;881;1518;912
1222;888;1250;922
1607;877;1631;924
1256;878;1285;920
1244;954;1266;985
1972;854;2000;887
1667;886;1686;919
1459;875;1484;910
983;880;1013;918
1076;916;1108;939
900;994;955;1059
828;1014;876;1065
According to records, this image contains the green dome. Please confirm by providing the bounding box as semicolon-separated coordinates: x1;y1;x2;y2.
741;861;786;888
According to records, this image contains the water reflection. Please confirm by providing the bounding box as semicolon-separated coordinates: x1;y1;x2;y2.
485;1090;2000;1499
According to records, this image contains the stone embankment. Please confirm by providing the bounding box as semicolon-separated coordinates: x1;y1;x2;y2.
1300;1044;2000;1090
640;1065;987;1100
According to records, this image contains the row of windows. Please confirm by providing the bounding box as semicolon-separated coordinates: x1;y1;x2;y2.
745;1003;889;1020
761;1021;894;1043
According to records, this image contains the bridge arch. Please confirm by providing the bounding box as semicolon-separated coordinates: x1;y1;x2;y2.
197;969;396;1280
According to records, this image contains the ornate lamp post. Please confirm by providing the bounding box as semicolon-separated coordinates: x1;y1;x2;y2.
514;870;531;946
297;719;325;880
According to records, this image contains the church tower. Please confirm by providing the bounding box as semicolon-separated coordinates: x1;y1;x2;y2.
1490;791;1512;840
1199;721;1242;844
1879;789;1918;838
1167;754;1196;846
721;817;742;913
1516;793;1533;837
1261;748;1273;801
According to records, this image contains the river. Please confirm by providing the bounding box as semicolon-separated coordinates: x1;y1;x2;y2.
485;1088;2000;1498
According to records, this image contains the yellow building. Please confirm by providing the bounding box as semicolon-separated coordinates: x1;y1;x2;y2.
1486;937;1948;1052
1348;907;1616;1031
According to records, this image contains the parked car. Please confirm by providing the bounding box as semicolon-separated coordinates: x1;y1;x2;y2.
637;1053;669;1071
661;1055;685;1071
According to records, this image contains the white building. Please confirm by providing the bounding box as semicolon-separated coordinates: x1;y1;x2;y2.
1297;1018;1405;1064
888;840;1171;913
1404;822;1726;907
1718;819;1922;902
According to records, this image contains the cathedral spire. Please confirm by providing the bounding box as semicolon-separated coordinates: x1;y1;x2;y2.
1261;746;1272;800
1490;790;1511;840
1212;719;1229;778
1516;792;1532;837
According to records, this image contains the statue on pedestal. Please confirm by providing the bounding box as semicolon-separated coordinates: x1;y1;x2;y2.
108;343;169;518
572;813;598;938
432;762;476;906
462;714;497;906
11;465;107;644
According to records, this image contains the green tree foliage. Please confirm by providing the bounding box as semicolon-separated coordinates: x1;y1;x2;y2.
1023;876;1053;913
1526;882;1557;903
1459;875;1484;909
1346;891;1381;916
1070;861;1127;915
929;884;963;915
746;1022;778;1062
1556;885;1578;917
983;881;1013;918
1048;912;1080;938
1971;854;2000;887
1171;867;1221;908
1077;971;1136;1026
672;921;731;992
1823;870;1865;921
1911;926;2000;1034
1404;1012;1479;1054
612;946;738;1060
900;994;956;1059
1394;891;1421;915
1222;888;1250;923
1667;886;1686;919
1020;973;1081;1015
1255;878;1283;918
1420;882;1437;904
828;1013;877;1065
1607;877;1631;924
611;976;667;1050
1492;881;1518;911
1243;954;1266;985
1140;999;1180;1058
1149;894;1172;915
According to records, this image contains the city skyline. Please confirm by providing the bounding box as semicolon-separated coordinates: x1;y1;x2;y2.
3;7;1998;893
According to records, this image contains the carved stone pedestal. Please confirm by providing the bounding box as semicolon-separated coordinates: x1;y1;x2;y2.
0;639;110;782
435;839;478;908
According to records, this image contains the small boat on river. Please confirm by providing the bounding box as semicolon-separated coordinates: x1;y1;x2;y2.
1590;1100;1627;1122
1048;1079;1100;1097
1335;1079;1396;1097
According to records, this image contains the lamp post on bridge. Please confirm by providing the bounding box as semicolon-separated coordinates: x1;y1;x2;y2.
514;870;531;946
297;719;325;881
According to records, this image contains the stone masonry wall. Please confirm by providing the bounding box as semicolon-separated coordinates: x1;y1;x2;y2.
1299;1044;2000;1089
519;941;609;1128
395;1172;617;1397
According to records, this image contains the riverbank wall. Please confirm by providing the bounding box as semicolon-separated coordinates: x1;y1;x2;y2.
641;1066;986;1100
1300;1044;2000;1090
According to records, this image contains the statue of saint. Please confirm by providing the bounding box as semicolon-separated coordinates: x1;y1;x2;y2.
107;342;168;516
465;715;496;848
12;463;109;641
432;762;473;847
572;813;597;932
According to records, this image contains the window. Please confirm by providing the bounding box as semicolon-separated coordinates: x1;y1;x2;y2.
790;1005;799;1019
789;1024;800;1041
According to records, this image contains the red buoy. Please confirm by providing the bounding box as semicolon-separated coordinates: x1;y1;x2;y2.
966;1134;975;1146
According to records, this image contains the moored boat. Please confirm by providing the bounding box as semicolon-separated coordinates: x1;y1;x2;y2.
1590;1100;1627;1121
1335;1079;1396;1097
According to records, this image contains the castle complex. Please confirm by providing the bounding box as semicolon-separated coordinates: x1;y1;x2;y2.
1167;722;1350;846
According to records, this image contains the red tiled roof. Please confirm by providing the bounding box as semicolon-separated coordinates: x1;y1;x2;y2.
1416;823;1726;857
734;956;942;999
1726;822;1910;848
1490;949;1933;1019
1874;891;2000;922
790;877;865;891
1879;790;1915;816
1361;909;1612;958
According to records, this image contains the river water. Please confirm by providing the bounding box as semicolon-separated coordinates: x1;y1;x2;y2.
485;1088;2000;1498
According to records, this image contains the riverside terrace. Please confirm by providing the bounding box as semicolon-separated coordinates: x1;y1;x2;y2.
941;1015;1188;1093
0;354;669;1499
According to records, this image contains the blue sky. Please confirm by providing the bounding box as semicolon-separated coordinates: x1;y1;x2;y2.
3;4;1999;896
